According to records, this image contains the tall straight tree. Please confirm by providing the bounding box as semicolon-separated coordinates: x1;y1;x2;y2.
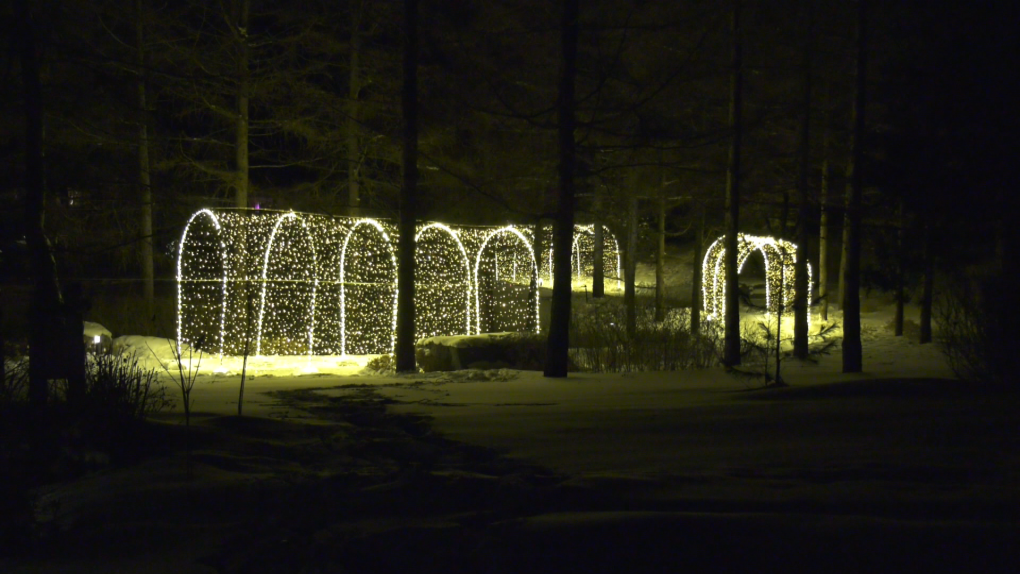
234;0;250;208
136;0;154;320
841;0;867;373
395;0;419;373
723;0;744;367
544;0;579;378
792;0;814;359
818;120;831;322
16;0;71;407
346;0;364;214
624;196;638;338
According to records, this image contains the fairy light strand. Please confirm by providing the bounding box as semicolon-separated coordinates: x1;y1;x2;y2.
701;233;813;326
178;210;624;356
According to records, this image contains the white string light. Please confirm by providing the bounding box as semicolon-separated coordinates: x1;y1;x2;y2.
178;210;623;356
702;233;813;326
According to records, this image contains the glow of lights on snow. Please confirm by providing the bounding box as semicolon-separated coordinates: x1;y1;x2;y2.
702;234;812;325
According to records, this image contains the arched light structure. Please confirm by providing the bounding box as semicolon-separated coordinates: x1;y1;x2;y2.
177;209;228;355
177;210;622;356
339;218;398;355
570;224;622;290
473;226;540;335
534;224;622;290
414;222;473;342
702;233;812;323
255;211;318;356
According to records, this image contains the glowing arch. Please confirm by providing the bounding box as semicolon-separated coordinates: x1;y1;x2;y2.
255;212;318;356
474;226;540;335
571;224;622;290
340;219;398;355
179;209;561;357
177;209;228;355
702;234;812;322
415;223;473;340
539;224;622;291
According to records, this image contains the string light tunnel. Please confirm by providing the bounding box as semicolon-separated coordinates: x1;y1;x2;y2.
178;209;623;357
702;233;812;324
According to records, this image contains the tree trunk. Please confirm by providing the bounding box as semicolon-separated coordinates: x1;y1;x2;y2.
819;156;830;321
347;1;363;214
841;0;867;373
544;0;579;378
894;201;905;336
690;206;704;335
136;0;154;322
595;219;599;299
625;196;638;339
793;2;813;360
655;196;666;322
529;217;543;332
395;0;419;372
723;0;743;367
838;200;847;311
592;194;604;298
234;0;250;209
919;222;933;344
19;0;63;408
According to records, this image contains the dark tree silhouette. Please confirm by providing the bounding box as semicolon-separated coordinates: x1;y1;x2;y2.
545;0;579;378
723;0;744;367
841;0;867;373
395;0;419;373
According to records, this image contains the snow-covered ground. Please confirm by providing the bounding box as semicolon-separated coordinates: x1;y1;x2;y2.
122;298;957;469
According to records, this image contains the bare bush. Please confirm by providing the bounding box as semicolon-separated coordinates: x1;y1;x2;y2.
936;274;1017;387
70;352;174;419
571;300;719;373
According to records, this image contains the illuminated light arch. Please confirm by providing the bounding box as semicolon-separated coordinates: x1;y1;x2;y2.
339;218;398;355
177;209;229;355
474;226;540;335
702;234;812;323
539;224;622;291
572;224;622;290
255;212;318;356
415;222;473;341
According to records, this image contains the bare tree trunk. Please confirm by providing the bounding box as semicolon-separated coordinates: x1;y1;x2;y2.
793;2;813;359
838;202;847;311
919;221;933;344
136;0;154;322
819;156;830;321
545;0;579;378
690;206;704;335
841;0;867;373
595;203;599;299
347;1;363;214
234;0;250;209
395;0;419;372
894;200;905;336
19;0;63;408
528;217;543;333
625;196;638;339
723;0;744;367
655;196;666;322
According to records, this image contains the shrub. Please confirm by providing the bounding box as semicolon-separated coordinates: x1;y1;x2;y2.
936;273;1017;387
365;353;395;373
571;299;719;373
74;352;175;419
